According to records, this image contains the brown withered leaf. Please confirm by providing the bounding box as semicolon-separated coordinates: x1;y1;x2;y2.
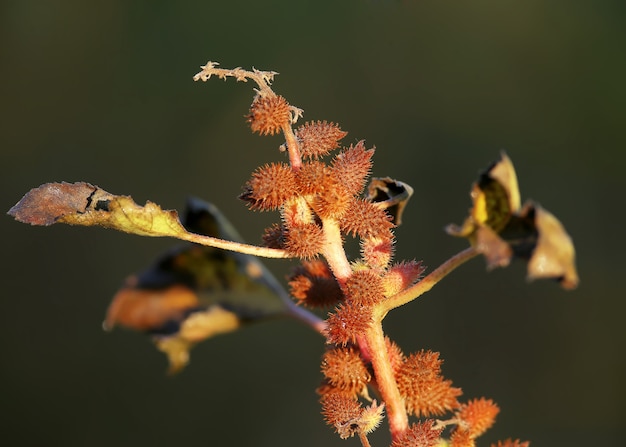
367;177;414;225
447;152;520;238
155;306;241;374
523;203;578;289
9;182;188;237
447;153;578;289
104;198;289;373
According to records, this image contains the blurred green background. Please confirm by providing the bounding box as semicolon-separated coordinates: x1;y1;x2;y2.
1;1;624;446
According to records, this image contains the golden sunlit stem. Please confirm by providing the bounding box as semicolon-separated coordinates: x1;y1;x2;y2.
177;232;292;258
320;218;353;284
282;123;302;170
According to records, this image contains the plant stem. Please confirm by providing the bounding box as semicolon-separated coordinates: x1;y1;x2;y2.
380;246;479;314
284;299;327;334
363;317;408;440
282;123;302;170
177;232;292;258
358;432;372;447
320;218;353;284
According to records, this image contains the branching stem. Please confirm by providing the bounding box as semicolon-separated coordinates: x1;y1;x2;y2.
363;316;408;440
282;123;302;170
320;218;353;284
381;246;479;314
177;232;292;258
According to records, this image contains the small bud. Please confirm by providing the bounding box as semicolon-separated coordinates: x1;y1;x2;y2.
358;400;385;435
382;261;426;297
455;398;500;438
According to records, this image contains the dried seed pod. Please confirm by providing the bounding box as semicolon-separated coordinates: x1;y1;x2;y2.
326;303;373;346
247;94;292;136
240;163;298;211
332;141;374;196
321;346;371;397
343;269;385;305
296;120;347;158
395;350;462;417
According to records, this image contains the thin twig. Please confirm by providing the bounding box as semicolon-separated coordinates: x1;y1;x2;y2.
380;246;479;314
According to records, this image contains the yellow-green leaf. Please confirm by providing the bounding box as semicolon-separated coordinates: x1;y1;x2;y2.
8;182;289;258
9;182;186;236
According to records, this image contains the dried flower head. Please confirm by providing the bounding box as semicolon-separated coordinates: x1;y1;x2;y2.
261;223;286;249
326;303;373;346
390;420;443;447
247;94;291;135
332;141;374;196
295;160;331;196
240;162;297;211
284;222;324;259
288;260;344;308
320;392;363;439
396;350;462;417
296;120;347;158
321;346;371;397
343;269;385;305
340;198;395;240
320;392;384;440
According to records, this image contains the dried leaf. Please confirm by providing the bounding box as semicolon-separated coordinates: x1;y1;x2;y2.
104;198;290;372
9;182;187;236
447;153;520;238
9;182;288;258
523;203;579;289
367;177;414;226
156;306;241;374
447;154;578;289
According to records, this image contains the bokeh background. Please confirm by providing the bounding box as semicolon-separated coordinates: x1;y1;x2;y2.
1;1;624;446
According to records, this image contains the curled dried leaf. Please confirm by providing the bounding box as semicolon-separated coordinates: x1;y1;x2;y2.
447;153;578;289
367;177;414;226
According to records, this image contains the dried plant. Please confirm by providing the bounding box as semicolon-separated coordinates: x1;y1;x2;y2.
7;61;579;446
